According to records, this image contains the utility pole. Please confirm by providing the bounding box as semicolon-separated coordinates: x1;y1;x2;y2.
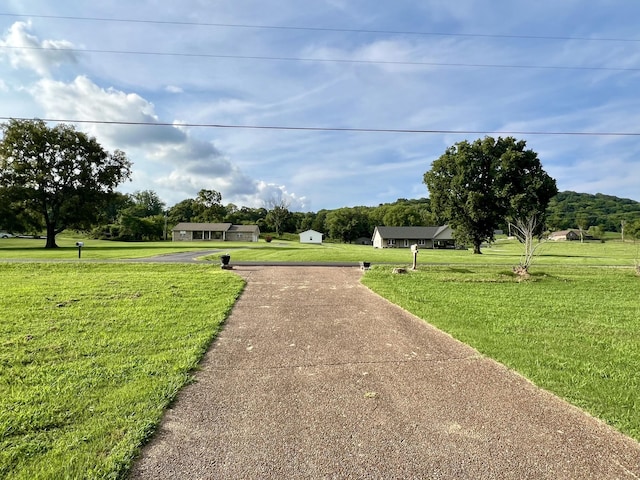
164;211;168;241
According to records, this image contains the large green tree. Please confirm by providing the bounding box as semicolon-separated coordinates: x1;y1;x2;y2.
325;207;371;242
128;190;166;218
424;136;557;254
0;119;131;248
112;190;166;241
168;198;199;224
194;188;225;222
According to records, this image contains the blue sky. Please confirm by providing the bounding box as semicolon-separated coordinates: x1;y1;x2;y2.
1;1;639;211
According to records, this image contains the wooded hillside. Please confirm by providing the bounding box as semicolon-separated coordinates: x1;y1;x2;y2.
545;191;640;232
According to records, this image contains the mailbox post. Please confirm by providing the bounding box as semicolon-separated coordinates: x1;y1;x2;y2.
411;244;418;270
76;241;84;259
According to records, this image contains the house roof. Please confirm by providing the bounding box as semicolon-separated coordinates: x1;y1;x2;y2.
549;229;578;236
172;222;232;232
300;229;323;236
228;224;260;233
374;225;452;239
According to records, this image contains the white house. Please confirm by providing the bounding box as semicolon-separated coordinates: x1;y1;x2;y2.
299;229;323;244
372;225;455;249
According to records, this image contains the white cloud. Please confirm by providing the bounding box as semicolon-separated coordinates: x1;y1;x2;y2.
26;73;304;207
2;1;640;209
0;21;77;76
29;75;185;147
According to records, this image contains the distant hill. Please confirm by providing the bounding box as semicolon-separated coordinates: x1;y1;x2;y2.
546;191;640;232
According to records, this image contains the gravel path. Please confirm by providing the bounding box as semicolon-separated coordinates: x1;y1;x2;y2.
129;266;640;479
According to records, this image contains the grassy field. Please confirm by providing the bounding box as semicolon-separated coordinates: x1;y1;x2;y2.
1;236;640;477
211;237;640;266
362;265;640;442
0;236;228;260
0;263;244;479
1;234;638;266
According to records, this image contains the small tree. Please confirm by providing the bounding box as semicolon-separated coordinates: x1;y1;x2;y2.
264;196;290;236
627;220;640;243
575;213;592;243
510;215;546;277
589;225;606;242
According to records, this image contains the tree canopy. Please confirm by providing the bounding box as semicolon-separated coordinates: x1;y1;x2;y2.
325;207;372;243
264;196;291;236
424;136;557;253
0;119;131;247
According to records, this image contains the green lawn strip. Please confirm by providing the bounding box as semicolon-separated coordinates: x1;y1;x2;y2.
0;262;244;479
0;236;234;260
2;235;638;265
207;238;639;266
362;265;640;442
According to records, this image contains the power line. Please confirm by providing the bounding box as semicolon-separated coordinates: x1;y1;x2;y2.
1;12;638;43
2;116;639;137
2;45;637;73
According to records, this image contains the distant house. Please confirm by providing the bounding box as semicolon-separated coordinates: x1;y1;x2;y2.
548;229;580;241
372;225;455;249
172;222;260;242
299;229;323;244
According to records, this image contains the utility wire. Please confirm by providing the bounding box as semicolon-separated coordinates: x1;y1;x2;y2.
1;116;638;137
1;12;638;43
1;45;637;72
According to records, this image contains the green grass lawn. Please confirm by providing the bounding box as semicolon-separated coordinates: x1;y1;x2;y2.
1;236;640;478
0;263;244;479
362;264;640;442
201;236;639;267
2;234;638;266
0;236;231;260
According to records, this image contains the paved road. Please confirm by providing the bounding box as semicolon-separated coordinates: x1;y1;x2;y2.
129;250;225;263
130;250;362;267
129;266;640;479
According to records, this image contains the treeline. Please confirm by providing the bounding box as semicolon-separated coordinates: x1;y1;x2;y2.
90;189;640;243
91;191;435;242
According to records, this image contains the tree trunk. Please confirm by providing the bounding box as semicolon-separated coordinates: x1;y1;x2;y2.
45;223;58;248
473;243;482;254
513;265;530;279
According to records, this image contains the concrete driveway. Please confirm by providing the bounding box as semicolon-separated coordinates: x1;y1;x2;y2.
129;266;640;479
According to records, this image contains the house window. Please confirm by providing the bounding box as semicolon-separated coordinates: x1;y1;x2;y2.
193;231;203;240
418;239;426;246
404;239;409;247
387;239;396;246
